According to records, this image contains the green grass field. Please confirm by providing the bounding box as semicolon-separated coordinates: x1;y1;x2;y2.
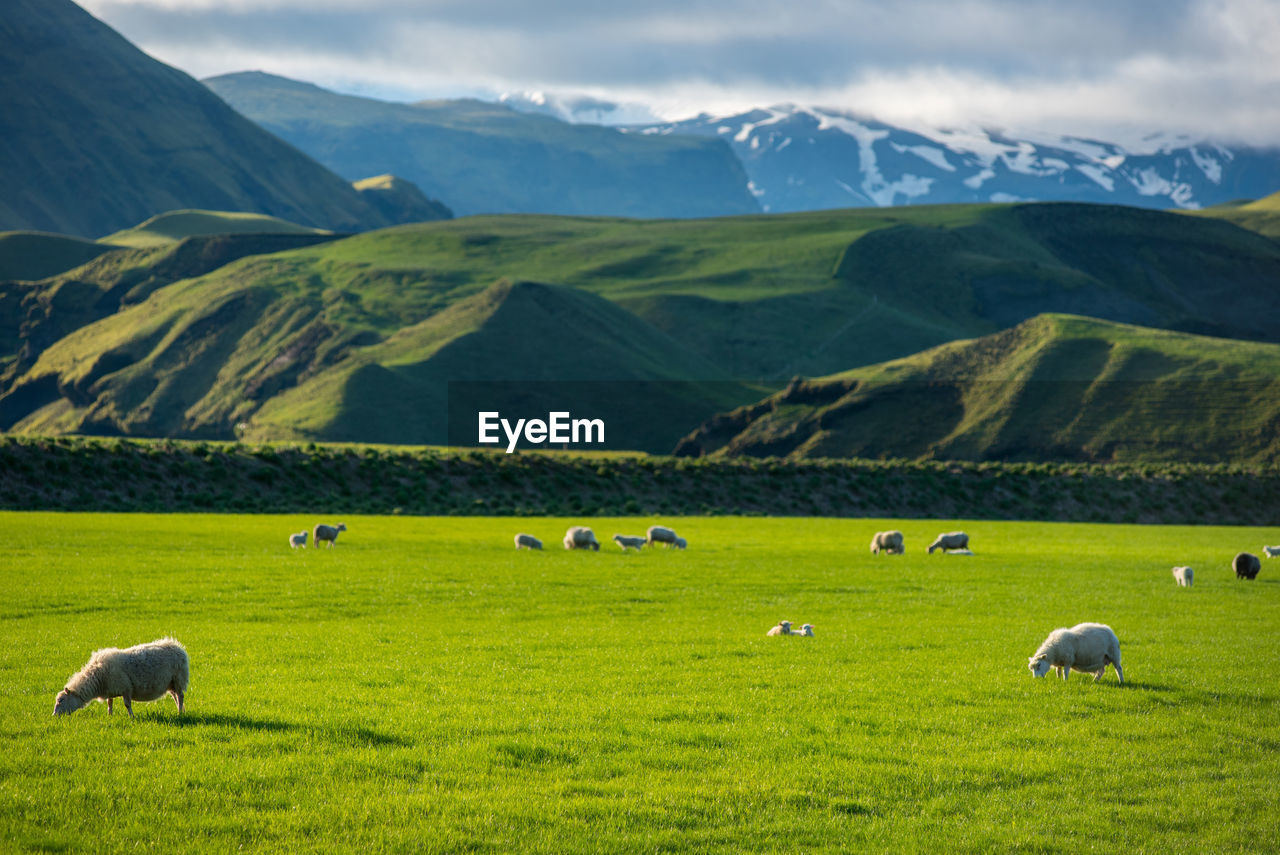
3;513;1278;853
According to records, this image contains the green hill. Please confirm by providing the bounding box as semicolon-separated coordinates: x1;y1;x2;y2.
1191;188;1280;239
99;209;332;249
2;201;1278;459
0;0;441;237
0;231;117;280
204;71;760;219
1;275;762;450
674;314;1280;463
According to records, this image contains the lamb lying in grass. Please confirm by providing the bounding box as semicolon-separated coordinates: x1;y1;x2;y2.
54;638;189;716
1027;623;1123;684
797;624;815;636
766;620;793;636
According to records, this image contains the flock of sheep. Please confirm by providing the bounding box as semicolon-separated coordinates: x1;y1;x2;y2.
50;525;1277;717
514;524;688;552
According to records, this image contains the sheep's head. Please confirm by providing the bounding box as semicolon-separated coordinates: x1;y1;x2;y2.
1028;656;1052;678
779;621;792;633
53;689;84;716
800;624;814;636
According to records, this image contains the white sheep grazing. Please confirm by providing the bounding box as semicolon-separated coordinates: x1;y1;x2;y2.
673;536;687;550
647;525;678;548
313;522;347;548
1027;623;1123;684
1264;545;1280;558
766;620;794;636
289;531;308;549
870;530;904;554
514;533;543;550
1172;566;1194;587
563;526;600;551
928;531;969;554
54;638;189;717
797;624;815;636
613;534;646;551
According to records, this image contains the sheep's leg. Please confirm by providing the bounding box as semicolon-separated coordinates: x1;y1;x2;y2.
122;693;133;717
107;697;113;715
171;688;185;713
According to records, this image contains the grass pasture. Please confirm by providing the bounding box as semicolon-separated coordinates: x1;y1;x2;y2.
3;513;1278;853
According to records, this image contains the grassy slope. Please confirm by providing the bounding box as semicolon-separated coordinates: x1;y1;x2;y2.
203;71;761;219
1191;188;1280;239
0;231;118;280
0;0;391;237
98;209;330;248
4;202;1278;455
3;513;1277;852
677;314;1280;464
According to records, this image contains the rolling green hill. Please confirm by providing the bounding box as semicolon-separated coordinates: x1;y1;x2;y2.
674;314;1280;463
1192;188;1280;239
0;231;118;281
1;201;1277;459
0;0;445;237
99;209;333;249
204;71;760;219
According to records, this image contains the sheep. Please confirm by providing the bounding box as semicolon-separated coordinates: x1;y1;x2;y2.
870;530;904;554
1234;552;1261;580
673;536;687;550
1172;566;1194;587
54;638;189;717
1027;623;1123;684
313;523;347;548
928;531;969;554
514;533;543;551
612;534;646;551
563;526;600;551
766;620;794;636
797;624;815;636
1263;545;1280;558
289;530;308;549
647;525;678;548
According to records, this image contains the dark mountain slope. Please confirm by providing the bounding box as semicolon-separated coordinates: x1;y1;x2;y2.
205;71;760;219
0;0;410;236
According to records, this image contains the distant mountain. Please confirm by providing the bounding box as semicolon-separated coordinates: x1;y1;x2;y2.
634;106;1280;213
674;314;1280;464
0;0;444;237
204;72;761;219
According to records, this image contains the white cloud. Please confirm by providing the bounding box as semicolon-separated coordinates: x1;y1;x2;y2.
79;0;1280;145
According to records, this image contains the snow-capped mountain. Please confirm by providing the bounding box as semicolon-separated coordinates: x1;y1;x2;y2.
632;106;1280;212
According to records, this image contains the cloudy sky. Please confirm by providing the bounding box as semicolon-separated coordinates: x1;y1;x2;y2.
81;0;1280;145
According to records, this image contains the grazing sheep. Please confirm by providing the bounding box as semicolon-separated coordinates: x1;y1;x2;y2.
927;531;969;554
1264;545;1280;558
1172;566;1194;587
647;525;678;548
797;624;815;636
1027;623;1123;684
870;530;904;554
514;533;543;551
766;620;794;636
673;536;687;550
289;531;308;549
54;638;189;717
563;526;600;551
1234;552;1261;580
612;534;646;551
313;523;347;548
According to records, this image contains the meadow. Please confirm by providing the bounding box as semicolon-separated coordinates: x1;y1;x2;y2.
2;513;1277;853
